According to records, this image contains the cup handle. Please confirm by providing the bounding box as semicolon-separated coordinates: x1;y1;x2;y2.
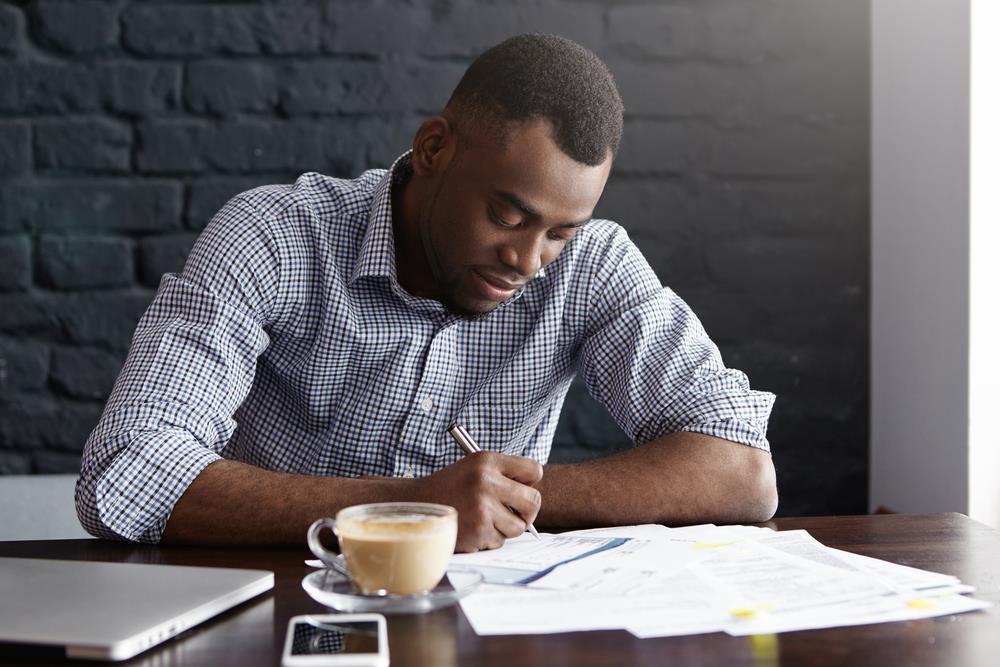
307;517;340;570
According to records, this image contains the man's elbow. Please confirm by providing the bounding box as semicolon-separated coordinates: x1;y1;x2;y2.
74;471;118;541
744;451;778;522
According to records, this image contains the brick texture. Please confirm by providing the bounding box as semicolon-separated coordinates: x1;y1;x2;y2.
100;62;182;115
0;235;31;292
0;62;101;113
35;119;131;173
122;4;322;56
0;337;50;396
0;122;31;175
0;4;22;53
1;181;182;232
137;234;198;287
37;236;134;290
32;0;119;54
50;346;125;400
0;454;31;475
185;62;278;116
0;0;870;518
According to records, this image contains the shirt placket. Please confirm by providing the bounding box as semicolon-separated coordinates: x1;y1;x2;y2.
395;318;459;477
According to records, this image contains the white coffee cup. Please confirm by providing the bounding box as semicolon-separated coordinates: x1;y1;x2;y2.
307;502;458;596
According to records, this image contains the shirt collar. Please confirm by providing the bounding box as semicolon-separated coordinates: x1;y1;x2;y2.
349;151;411;285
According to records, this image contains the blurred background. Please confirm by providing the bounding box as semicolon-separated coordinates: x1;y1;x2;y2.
0;0;871;518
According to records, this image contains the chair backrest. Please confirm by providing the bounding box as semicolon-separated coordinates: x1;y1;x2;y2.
0;475;93;540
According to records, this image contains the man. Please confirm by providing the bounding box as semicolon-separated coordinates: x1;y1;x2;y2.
76;34;777;552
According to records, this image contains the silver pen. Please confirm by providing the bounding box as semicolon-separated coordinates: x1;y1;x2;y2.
447;424;541;540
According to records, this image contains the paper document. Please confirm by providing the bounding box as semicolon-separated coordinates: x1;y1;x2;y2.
462;567;732;637
756;530;963;594
528;538;709;593
450;533;628;584
455;523;990;638
696;539;896;611
557;523;675;541
723;591;990;636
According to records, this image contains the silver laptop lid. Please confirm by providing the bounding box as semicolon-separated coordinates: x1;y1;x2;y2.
0;557;274;661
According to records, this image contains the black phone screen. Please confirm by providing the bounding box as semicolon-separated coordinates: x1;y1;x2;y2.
289;620;381;656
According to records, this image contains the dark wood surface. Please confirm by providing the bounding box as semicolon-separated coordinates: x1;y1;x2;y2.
1;513;998;666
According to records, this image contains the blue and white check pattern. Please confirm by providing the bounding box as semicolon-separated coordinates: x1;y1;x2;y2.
76;153;775;543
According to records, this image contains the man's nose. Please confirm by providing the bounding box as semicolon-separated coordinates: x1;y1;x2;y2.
498;233;544;277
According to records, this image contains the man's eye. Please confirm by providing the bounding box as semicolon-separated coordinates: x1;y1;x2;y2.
488;208;518;228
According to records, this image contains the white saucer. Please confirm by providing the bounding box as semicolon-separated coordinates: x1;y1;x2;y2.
301;568;483;615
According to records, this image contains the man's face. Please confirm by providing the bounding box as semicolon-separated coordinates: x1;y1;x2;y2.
416;120;612;317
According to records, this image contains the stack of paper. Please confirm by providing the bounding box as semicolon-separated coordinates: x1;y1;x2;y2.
450;524;989;637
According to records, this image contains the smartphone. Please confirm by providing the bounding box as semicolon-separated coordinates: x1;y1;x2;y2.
282;614;389;667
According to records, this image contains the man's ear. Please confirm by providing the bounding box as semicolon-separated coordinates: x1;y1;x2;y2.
410;116;456;177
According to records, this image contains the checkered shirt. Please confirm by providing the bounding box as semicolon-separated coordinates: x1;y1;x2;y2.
76;153;775;543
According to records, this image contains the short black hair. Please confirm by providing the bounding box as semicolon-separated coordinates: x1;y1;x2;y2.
445;34;624;166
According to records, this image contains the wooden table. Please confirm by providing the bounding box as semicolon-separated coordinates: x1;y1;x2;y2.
1;513;998;666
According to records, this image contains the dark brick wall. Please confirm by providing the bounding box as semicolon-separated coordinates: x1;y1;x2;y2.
0;0;869;516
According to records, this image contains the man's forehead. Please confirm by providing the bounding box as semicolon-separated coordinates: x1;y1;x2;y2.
459;116;609;168
445;116;610;225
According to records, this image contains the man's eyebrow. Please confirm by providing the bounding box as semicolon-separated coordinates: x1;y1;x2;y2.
497;191;541;218
496;191;592;227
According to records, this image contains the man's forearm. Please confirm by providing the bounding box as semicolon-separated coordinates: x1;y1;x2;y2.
162;432;776;545
535;432;778;528
161;453;545;551
162;460;417;545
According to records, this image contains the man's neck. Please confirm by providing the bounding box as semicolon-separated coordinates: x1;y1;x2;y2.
390;169;438;299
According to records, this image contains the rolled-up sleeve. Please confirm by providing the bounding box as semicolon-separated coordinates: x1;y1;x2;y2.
577;228;775;451
76;196;283;542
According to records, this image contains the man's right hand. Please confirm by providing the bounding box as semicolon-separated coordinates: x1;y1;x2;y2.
412;451;543;553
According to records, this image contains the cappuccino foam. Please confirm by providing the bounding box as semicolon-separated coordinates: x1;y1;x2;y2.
339;515;452;538
338;513;457;595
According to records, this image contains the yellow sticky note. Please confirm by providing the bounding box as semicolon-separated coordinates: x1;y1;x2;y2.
694;540;736;549
730;607;758;618
906;598;937;610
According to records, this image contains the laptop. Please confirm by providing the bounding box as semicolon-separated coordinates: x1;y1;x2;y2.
0;557;274;661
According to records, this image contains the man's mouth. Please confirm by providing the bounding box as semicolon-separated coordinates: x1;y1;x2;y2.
472;270;525;301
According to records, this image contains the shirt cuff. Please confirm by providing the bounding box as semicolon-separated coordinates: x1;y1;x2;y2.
92;432;222;543
645;385;776;452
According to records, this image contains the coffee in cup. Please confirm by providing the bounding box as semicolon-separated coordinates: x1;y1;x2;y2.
307;503;458;596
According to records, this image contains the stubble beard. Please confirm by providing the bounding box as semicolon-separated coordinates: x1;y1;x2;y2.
419;163;500;322
420;216;496;322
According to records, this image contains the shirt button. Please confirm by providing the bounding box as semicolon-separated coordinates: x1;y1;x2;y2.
419;397;433;413
402;467;415;479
